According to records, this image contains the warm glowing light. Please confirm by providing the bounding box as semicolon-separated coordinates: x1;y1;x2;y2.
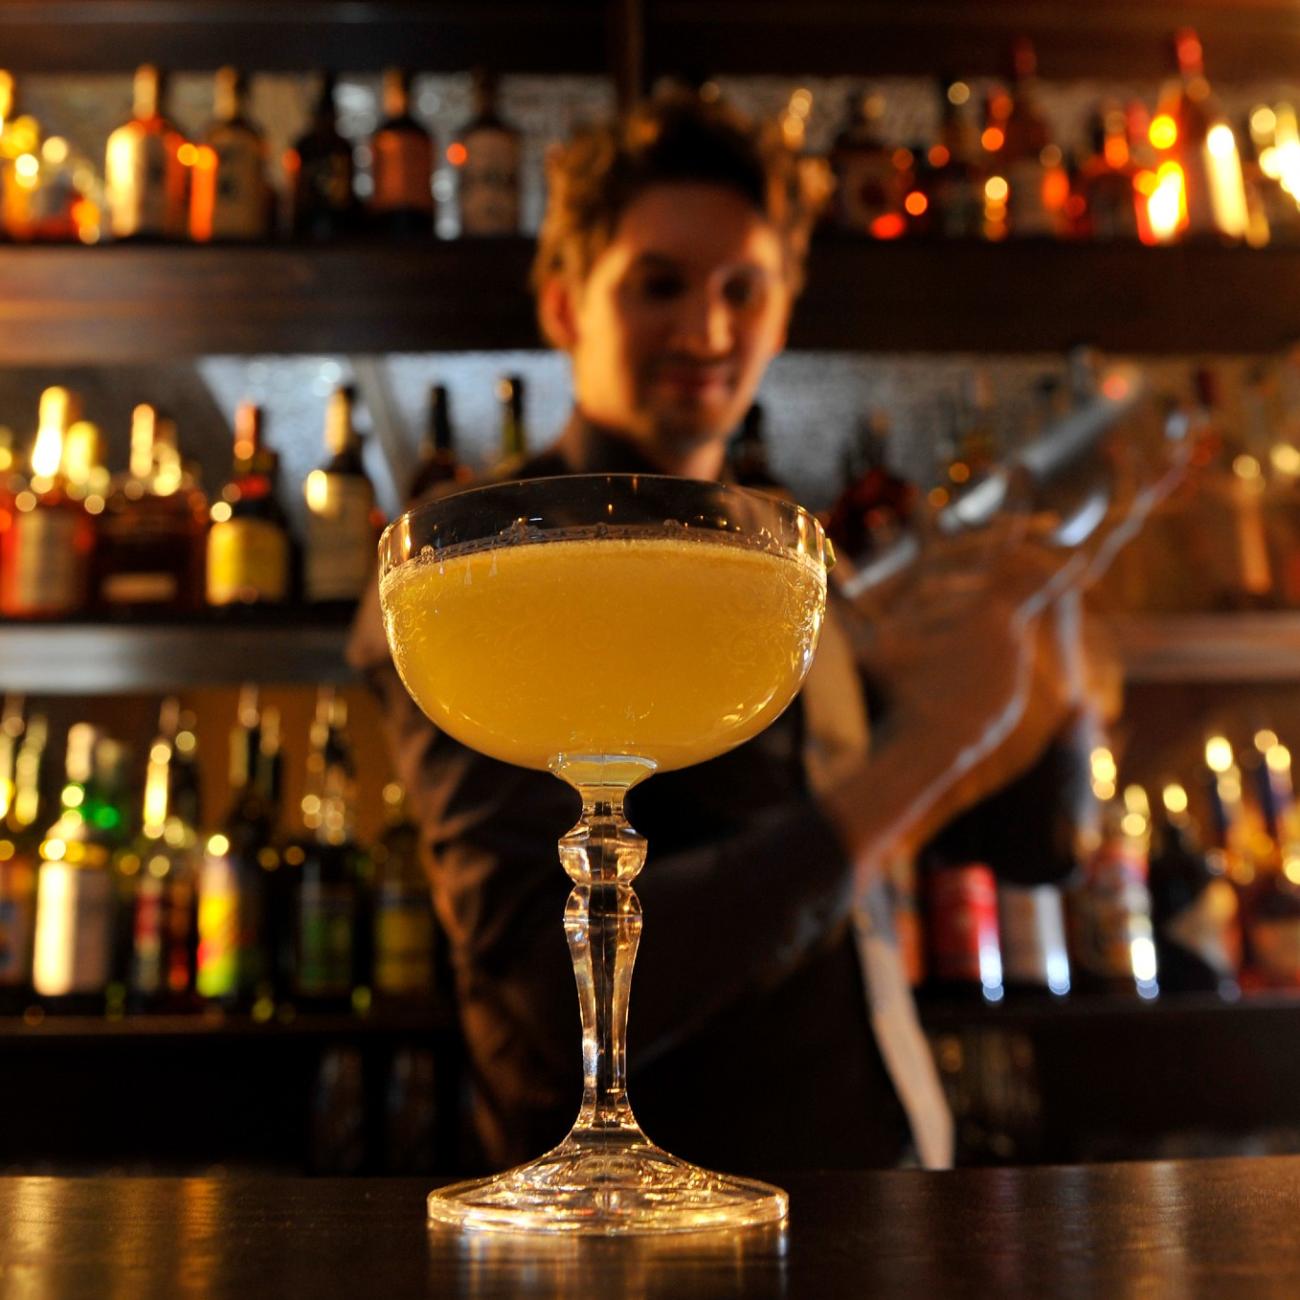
790;88;813;117
947;461;971;485
1102;375;1130;400
1091;748;1118;783
14;152;38;181
947;82;971;106
207;833;230;856
984;175;1009;203
1163;783;1189;815
892;148;914;171
1121;812;1147;839
1252;105;1278;139
1261;146;1283;180
1147;162;1187;242
1149;115;1178;150
1233;453;1263;480
1205;736;1234;774
446;141;468;167
904;191;928;217
869;213;907;240
210;501;233;524
1205;124;1249;238
1286;856;1300;886
981;127;1004;153
1267;744;1293;774
41;136;68;165
1124;784;1150;817
928;145;950;168
926;486;949;509
305;468;332;513
1095;779;1117;803
177;141;198;167
1272;444;1300;475
1256;729;1280;753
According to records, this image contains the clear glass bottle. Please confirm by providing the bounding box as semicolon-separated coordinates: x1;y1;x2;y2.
303;385;381;606
451;67;521;236
189;67;270;242
104;64;188;241
369;68;434;237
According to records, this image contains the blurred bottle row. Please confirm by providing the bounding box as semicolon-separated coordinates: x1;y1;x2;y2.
0;375;521;620
6;29;1300;249
0;688;442;1018
0;65;519;244
904;716;1300;1006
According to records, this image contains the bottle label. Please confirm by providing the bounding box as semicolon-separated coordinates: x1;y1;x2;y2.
1165;877;1241;978
298;881;355;996
7;509;82;615
209;140;267;240
834;148;904;232
102;571;180;606
1068;841;1155;980
997;883;1070;992
207;519;289;605
371;132;434;214
197;855;257;998
304;478;375;601
1249;912;1300;986
458;129;520;235
927;864;1001;986
374;885;434;995
1006;158;1055;236
133;876;165;995
106;131;173;238
0;861;35;987
32;862;112;996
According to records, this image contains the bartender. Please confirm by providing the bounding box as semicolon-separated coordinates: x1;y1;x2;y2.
350;89;1074;1174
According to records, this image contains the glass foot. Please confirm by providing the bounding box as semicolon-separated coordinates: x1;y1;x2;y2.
427;1133;788;1235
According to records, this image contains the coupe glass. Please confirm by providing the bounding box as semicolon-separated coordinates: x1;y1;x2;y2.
378;473;832;1234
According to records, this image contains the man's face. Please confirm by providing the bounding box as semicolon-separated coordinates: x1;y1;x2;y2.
559;182;792;460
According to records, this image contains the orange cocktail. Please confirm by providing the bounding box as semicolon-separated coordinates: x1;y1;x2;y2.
381;532;825;772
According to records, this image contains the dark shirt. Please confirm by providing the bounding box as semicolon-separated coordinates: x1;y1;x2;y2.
349;415;912;1174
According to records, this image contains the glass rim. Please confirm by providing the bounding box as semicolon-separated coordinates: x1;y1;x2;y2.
379;471;830;564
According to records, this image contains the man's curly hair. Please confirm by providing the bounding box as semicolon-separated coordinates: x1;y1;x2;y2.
533;91;820;346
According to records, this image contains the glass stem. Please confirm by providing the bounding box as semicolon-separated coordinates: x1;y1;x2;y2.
559;783;648;1140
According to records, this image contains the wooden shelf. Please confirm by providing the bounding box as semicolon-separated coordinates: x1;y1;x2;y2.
646;0;1300;82
6;239;1300;363
0;1;610;74
0;614;356;692
1109;613;1300;683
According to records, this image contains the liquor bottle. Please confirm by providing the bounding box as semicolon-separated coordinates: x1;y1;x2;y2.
0;701;41;1012
824;412;915;561
409;385;470;500
919;77;984;239
0;387;95;619
206;402;293;608
32;726;131;1012
189;67;271;243
196;688;278;1012
369;69;434;237
451;68;521;236
1148;781;1241;997
0;73;86;243
1066;780;1160;999
920;847;1004;1004
303;385;381;607
496;374;528;470
828;90;908;238
122;699;201;1011
99;404;208;615
726;403;792;499
283;72;359;242
1243;109;1300;247
985;38;1066;239
295;690;368;1011
371;782;435;1004
1151;28;1249;242
1077;103;1141;241
104;64;188;241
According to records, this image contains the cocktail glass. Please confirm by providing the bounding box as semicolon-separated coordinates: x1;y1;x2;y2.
378;473;832;1234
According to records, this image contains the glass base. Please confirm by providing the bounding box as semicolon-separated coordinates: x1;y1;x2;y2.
427;1132;788;1235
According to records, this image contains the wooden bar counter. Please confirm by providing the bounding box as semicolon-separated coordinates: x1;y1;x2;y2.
2;1157;1297;1297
